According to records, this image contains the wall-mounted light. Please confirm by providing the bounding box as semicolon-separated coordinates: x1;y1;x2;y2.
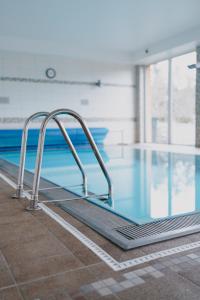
188;63;200;69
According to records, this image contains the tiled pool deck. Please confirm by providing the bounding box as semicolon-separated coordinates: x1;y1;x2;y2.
1;178;200;299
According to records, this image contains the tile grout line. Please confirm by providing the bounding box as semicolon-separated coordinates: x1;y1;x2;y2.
32;207;88;266
0;284;17;292
0;249;25;300
0;172;120;271
1;262;104;291
39;202;121;270
2;171;200;272
174;270;200;291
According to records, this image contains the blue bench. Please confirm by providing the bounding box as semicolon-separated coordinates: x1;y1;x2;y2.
0;128;109;150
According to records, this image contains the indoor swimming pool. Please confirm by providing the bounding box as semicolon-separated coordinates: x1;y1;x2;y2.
0;145;199;225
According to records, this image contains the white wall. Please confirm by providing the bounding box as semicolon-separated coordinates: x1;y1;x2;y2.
0;50;137;144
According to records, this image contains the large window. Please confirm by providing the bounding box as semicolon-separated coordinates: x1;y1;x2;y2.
148;60;169;143
171;52;196;145
145;52;196;146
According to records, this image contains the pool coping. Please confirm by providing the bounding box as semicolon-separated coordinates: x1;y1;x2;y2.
1;158;200;250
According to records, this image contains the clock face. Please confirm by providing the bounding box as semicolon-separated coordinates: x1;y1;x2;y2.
45;68;56;79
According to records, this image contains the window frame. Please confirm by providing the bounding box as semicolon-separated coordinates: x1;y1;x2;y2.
142;51;196;146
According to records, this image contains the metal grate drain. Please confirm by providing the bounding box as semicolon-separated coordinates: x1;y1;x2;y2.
114;213;200;240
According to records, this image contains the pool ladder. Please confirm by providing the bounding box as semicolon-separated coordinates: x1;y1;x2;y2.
14;109;113;210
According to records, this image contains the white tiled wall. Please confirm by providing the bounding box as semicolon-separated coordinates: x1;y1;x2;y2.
0;50;137;144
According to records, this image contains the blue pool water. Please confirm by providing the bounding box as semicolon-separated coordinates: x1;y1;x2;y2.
1;145;200;225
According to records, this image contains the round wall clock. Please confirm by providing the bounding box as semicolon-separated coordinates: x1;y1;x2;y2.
45;68;56;79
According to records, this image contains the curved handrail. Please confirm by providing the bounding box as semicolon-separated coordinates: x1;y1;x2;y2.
54;118;87;196
14;111;87;198
29;108;113;210
14;111;48;198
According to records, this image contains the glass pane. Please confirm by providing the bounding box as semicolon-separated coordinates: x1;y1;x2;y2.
171;52;196;145
171;154;195;215
149;60;169;143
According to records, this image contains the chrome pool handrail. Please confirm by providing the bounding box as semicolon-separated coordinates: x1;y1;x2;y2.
13;111;48;199
54;119;87;196
29;108;113;210
14;111;87;199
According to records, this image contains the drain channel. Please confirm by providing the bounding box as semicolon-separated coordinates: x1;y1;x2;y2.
115;213;200;240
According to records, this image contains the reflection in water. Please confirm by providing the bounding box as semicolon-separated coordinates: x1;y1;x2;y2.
149;151;196;220
1;146;200;225
88;149;200;225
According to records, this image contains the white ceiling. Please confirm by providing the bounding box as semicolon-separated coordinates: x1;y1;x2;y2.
1;0;200;64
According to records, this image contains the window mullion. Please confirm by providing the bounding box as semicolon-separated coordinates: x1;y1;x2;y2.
168;58;172;144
